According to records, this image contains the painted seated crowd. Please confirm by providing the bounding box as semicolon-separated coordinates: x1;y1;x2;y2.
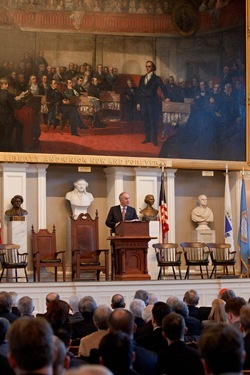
0;50;246;154
0;287;250;374
5;0;236;15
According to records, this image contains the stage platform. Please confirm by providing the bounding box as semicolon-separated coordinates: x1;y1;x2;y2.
1;277;249;314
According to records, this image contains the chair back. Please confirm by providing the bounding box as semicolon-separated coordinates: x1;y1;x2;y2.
153;243;181;264
31;226;57;260
180;242;208;262
206;243;233;261
0;244;22;264
71;212;99;263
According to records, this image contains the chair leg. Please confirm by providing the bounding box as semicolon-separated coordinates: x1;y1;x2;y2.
233;266;235;275
206;265;209;278
210;266;215;279
178;267;182;279
172;267;177;280
0;268;4;282
15;268;18;282
200;265;203;279
25;268;29;282
185;267;189;279
158;267;162;280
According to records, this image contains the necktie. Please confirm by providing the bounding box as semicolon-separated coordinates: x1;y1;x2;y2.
122;207;126;221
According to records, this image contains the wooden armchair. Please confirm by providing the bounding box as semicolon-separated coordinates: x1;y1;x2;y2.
206;243;236;278
0;244;28;282
31;225;66;282
153;243;182;280
71;211;109;281
180;242;210;279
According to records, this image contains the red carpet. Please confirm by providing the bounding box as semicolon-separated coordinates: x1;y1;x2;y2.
39;119;164;157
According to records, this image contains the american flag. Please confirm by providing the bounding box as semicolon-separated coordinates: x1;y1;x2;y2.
159;168;169;243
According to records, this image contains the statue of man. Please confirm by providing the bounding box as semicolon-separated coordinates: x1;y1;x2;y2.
65;179;94;220
5;195;28;217
191;194;214;229
140;194;158;220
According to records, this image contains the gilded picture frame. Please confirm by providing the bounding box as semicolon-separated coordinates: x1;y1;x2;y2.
0;0;248;171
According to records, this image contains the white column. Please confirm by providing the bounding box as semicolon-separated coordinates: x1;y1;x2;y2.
36;164;49;229
104;167;134;207
0;163;29;243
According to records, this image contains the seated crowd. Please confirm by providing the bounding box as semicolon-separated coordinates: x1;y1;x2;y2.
0;287;250;375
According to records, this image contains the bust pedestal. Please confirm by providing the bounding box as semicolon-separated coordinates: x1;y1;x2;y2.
192;228;216;243
7;217;27;253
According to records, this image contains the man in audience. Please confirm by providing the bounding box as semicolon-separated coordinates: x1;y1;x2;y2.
136;301;171;353
134;290;150;306
68;294;84;324
7;317;54;375
70;296;97;340
225;296;246;330
111;294;126;309
99;331;138;375
167;296;201;342
53;335;70;375
17;296;35;317
0;291;18;323
239;304;250;369
158;312;204;375
129;299;146;328
199;324;245;375
78;305;112;358
183;289;211;321
134;305;153;340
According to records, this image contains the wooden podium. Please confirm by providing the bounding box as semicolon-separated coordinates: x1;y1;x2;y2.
108;221;153;281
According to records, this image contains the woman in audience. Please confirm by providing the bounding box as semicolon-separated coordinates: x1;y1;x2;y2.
202;298;228;329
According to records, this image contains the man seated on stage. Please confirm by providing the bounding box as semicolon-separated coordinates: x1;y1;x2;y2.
105;191;138;232
46;79;87;136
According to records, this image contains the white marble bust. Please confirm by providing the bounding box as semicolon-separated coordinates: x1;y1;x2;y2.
65;179;94;220
191;194;214;230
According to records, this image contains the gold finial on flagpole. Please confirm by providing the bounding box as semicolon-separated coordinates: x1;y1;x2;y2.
242;167;245;176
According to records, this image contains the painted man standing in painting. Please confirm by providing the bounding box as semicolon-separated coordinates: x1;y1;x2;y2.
137;61;168;146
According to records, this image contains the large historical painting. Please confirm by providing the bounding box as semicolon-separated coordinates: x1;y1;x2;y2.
0;0;247;167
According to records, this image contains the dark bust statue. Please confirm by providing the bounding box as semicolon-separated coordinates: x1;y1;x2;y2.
5;195;28;217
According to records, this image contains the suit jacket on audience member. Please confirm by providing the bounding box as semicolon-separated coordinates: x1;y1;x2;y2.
89;340;158;375
243;332;250;369
136;326;168;353
105;205;138;230
158;340;204;375
70;318;97;341
79;329;108;358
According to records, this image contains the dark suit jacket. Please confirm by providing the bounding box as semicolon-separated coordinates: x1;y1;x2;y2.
105;205;138;230
158;340;204;375
136;326;168;353
244;332;250;369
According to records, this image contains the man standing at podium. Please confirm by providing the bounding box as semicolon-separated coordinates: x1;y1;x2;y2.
105;192;138;232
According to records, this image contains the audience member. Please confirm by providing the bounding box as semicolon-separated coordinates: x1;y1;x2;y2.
239;304;250;369
183;289;211;321
199;324;245;375
220;288;236;302
134;290;150;306
0;317;10;357
0;291;18;323
202;298;228;329
7;317;54;375
99;332;138;375
65;364;113;375
53;335;70;375
225;297;246;330
68;294;84;324
134;305;153;340
44;299;71;331
167;296;201;341
136;301;171;353
70;296;97;340
17;296;35;317
129;299;146;328
78;305;112;358
148;293;158;305
158;313;204;375
111;294;126;309
9;292;21;317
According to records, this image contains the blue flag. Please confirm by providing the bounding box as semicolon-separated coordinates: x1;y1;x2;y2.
238;176;250;274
